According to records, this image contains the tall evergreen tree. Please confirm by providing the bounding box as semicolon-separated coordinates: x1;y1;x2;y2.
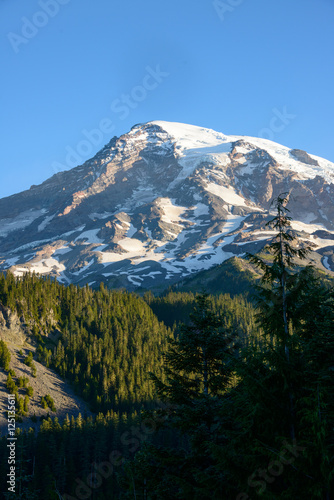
246;192;311;441
152;293;238;402
233;193;334;498
123;294;240;499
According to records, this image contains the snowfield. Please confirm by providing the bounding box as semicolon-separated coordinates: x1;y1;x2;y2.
2;120;334;288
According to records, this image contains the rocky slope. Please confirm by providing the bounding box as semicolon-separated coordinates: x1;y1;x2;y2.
1;121;334;290
0;307;91;432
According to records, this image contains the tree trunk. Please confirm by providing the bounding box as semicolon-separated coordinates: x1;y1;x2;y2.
278;213;295;441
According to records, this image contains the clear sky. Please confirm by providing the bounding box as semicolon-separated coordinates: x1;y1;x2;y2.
1;0;333;199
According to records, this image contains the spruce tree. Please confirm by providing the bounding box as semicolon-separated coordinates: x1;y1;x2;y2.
246;192;311;441
235;193;334;498
151;293;238;403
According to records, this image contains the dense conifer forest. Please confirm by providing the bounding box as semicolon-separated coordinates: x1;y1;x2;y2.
0;195;334;498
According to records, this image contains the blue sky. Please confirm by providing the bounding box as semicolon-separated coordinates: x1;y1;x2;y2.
1;0;333;199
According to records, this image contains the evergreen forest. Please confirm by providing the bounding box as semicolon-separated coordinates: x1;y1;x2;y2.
0;194;333;499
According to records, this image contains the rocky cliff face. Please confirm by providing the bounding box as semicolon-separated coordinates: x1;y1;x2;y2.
0;305;91;432
1;121;334;290
0;304;25;346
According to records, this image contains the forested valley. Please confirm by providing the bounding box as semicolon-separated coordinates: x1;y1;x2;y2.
0;195;334;499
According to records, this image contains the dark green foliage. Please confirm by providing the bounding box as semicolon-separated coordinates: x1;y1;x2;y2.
24;352;34;367
26;386;34;397
0;339;11;370
5;373;31;417
18;375;29;388
146;290;256;333
6;373;17;393
24;351;37;377
36;345;52;367
24;395;30;413
16;393;27;416
231;195;334;497
7;202;334;500
0;268;259;499
0;411;142;499
42;394;56;412
169;256;260;296
0;272;173;413
151;293;239;401
40;397;48;410
122;294;241;498
123;194;334;499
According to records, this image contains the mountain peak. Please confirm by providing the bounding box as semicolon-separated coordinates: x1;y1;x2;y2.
1;121;334;289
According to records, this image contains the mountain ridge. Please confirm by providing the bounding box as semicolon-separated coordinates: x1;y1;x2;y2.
1;120;334;290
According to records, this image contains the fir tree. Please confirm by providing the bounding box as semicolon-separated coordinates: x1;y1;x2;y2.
151;293;238;402
246;192;311;441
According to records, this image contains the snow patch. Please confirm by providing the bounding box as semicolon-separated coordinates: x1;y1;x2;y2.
322;256;331;271
142;271;163;279
127;224;137;238
205;184;247;207
88;212;113;220
38;214;55;232
153;121;334;185
128;275;143;285
53;246;72;255
192;203;210;217
5;257;20;267
15;257;66;276
291;220;326;233
72;259;95;275
156;198;188;225
0;209;47;237
75;229;103;245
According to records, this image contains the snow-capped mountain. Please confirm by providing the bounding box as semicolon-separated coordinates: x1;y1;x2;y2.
1;120;334;290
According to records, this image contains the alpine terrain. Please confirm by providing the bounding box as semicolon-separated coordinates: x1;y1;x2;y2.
1;121;334;290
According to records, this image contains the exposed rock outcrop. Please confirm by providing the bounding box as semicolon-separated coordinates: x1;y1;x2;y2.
1;121;334;289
